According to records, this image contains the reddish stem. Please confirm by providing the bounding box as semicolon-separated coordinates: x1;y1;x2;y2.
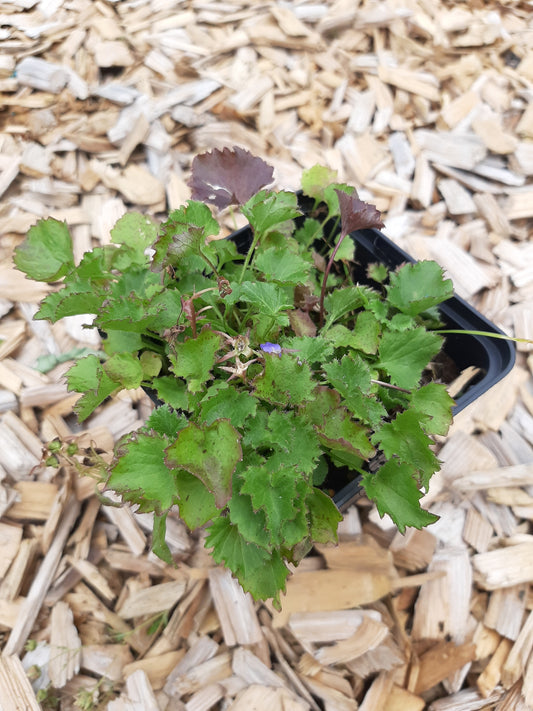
318;231;347;328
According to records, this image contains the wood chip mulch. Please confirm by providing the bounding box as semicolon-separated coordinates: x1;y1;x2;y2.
1;1;533;709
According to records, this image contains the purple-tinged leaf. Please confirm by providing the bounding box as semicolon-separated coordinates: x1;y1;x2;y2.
289;309;317;337
165;420;242;508
189;147;274;209
335;189;385;238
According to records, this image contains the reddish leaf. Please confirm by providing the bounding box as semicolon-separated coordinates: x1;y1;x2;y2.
335;189;384;238
189;147;274;209
289;309;317;337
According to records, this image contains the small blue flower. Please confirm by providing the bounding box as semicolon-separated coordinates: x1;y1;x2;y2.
260;342;282;356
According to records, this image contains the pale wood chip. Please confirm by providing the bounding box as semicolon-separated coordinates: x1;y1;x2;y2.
123;650;185;691
413;130;487;170
485;584;527;641
229;685;309;711
314;615;389;666
108;669;159;711
117;579;187;619
412;543;472;643
473;543;533;590
208;568;262;646
4;494;80;656
502;610;533;687
288;609;382;645
48;601;81;688
0;523;23;579
167;650;232;697
0;655;41;710
7;481;57;521
80;644;134;682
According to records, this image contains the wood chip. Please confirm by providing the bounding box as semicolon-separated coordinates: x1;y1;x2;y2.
3;495;80;656
0;655;40;710
117;578;187;619
48;601;81;688
208;568;262;646
2;2;533;707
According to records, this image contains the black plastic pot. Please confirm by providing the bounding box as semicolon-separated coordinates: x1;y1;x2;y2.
332;226;515;511
227;196;516;512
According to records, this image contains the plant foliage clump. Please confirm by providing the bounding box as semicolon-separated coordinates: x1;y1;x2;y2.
15;147;456;606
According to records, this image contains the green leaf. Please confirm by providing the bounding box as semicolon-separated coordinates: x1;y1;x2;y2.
312;456;328;486
175;469;218;529
99;282;183;336
253;354;315;407
240;463;305;547
300;166;356;215
165;420;242;508
108;431;179;512
153;376;189;410
409;383;454;437
300;386;340;426
14;218;74;282
301;165;338;200
378;327;443;390
238;281;293;318
102;331;144;357
283;336;334;364
145;404;187;439
367;262;388;283
152;201;219;270
140;351;162;378
75;247;114;281
280;506;310;551
387;261;454;316
110;213;158;268
361;460;439;533
351;311;380;354
254;247;311;284
199;385;257;428
323;287;364;329
142;289;185;332
323;354;372;397
242;190;300;237
170;328;222;393
388;313;417;332
316;407;375;460
103;352;143;389
228;487;271;549
371;410;440;487
306;488;343;544
323;354;386;426
205;516;290;606
293;218;322;248
265;410;321;474
152;513;174;565
324;324;361;350
36;281;104;322
334;236;355;261
65;355;117;421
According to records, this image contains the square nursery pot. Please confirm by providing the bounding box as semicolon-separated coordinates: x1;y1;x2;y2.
226;193;516;512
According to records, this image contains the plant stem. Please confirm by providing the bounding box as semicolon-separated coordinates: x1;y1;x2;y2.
318;228;347;328
199;248;219;278
371;379;411;394
238;229;262;284
435;329;532;345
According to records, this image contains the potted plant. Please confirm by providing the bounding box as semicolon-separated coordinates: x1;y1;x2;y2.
13;147;513;607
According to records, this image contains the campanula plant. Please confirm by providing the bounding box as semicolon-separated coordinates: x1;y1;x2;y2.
15;147;456;606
